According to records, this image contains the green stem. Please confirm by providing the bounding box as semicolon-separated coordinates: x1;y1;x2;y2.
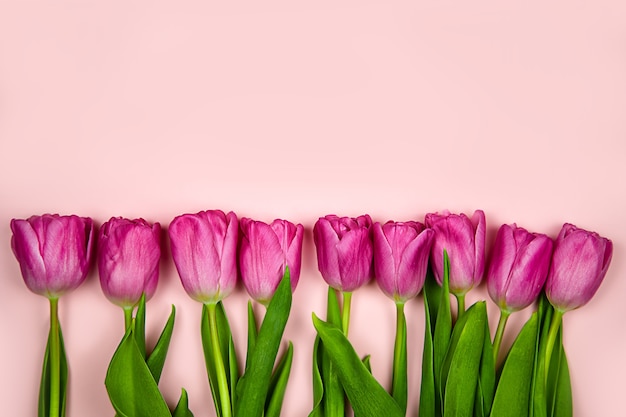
207;303;232;417
455;293;466;318
341;291;352;336
544;309;564;381
492;309;511;364
392;302;408;412
123;306;133;332
49;298;60;417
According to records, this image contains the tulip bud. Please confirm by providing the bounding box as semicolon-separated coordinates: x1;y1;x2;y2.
487;224;553;313
98;217;161;308
373;221;434;303
313;214;373;292
425;210;486;295
169;210;239;304
545;223;613;312
239;218;304;304
10;214;94;299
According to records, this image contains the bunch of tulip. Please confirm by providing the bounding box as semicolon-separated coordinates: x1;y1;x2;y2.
169;211;303;417
310;210;612;417
10;209;612;417
10;211;302;417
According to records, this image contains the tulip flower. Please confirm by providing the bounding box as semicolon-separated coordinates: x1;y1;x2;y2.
545;223;613;312
239;217;304;304
373;220;434;412
425;209;486;313
169;210;240;417
11;214;94;299
373;221;435;303
543;223;612;382
487;223;553;361
313;214;372;336
313;214;373;292
10;214;94;417
169;210;239;304
98;217;161;314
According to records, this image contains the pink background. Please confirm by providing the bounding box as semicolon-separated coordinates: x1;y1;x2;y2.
1;1;625;415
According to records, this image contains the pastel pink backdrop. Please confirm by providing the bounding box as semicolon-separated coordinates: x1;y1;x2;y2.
1;1;625;416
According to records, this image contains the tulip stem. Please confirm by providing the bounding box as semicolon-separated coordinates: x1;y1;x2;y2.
123;306;133;332
544;309;564;382
341;291;352;336
207;303;232;417
492;310;510;364
49;298;60;417
455;293;466;318
392;302;408;412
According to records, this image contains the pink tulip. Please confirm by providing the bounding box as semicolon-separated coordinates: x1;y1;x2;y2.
10;214;94;299
487;224;553;312
546;223;613;311
98;217;161;308
425;210;486;295
169;210;239;304
313;214;373;292
239;218;303;304
373;221;434;303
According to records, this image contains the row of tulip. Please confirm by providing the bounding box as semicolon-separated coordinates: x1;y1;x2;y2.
10;210;612;417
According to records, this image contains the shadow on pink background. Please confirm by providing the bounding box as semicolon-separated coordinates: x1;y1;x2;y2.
1;1;625;415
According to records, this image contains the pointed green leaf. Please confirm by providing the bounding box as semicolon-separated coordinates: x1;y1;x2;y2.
146;305;176;383
172;388;195;417
38;324;68;417
491;313;538;417
476;317;495;417
392;303;408;412
362;355;372;374
245;301;258;372
134;294;146;360
419;286;437;417
434;251;452;411
532;295;553;417
265;342;294;417
552;346;572;417
309;336;324;417
105;327;171;417
235;272;292;417
312;314;404;417
442;302;486;417
201;305;222;417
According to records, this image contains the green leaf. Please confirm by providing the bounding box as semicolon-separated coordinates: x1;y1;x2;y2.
235;271;292;417
419;285;437;417
434;251;452;412
202;301;237;417
172;388;195;417
38;324;68;417
134;294;147;360
392;303;408;412
312;314;404;417
201;304;223;417
245;301;258;372
532;295;553;417
491;313;539;417
322;287;344;417
442;302;486;417
362;355;372;374
308;336;324;417
552;346;572;417
105;326;171;417
265;342;294;417
309;286;344;417
476;317;495;417
146;305;176;384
